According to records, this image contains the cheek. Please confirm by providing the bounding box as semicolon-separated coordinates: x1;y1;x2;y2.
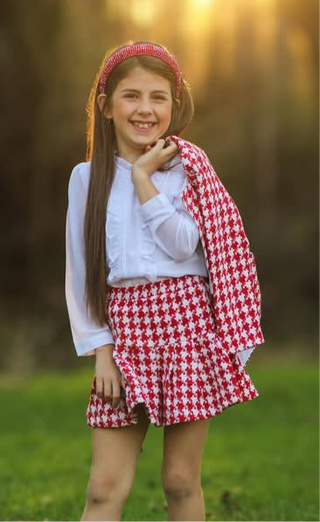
118;105;130;119
113;100;131;118
159;105;173;123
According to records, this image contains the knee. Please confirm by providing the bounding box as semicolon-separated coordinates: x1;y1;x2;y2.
162;469;199;500
86;470;131;507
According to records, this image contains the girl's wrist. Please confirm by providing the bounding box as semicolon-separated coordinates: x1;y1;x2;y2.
95;344;114;359
131;167;150;183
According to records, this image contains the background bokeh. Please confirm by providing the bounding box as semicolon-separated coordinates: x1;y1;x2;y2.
0;0;318;371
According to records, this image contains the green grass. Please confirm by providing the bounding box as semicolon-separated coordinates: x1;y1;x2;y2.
0;359;318;521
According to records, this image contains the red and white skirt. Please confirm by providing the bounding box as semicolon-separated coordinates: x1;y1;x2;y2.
86;274;259;428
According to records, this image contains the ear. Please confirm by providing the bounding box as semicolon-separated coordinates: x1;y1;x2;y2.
97;94;112;118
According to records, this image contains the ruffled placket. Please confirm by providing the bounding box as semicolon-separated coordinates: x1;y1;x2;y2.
107;155;159;283
138;170;171;282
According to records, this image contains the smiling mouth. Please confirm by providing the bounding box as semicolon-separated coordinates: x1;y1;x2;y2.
130;121;156;129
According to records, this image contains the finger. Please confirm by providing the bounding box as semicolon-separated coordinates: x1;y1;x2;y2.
159;143;178;162
164;141;178;153
111;381;121;408
96;377;104;399
153;138;166;149
103;379;112;402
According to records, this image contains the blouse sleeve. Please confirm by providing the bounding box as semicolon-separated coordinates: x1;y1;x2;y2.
138;177;200;262
65;163;114;356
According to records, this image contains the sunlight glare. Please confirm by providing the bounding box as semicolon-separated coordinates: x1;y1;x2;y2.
191;0;215;7
129;0;159;26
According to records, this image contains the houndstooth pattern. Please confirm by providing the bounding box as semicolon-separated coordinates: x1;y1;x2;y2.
86;275;259;428
167;136;265;356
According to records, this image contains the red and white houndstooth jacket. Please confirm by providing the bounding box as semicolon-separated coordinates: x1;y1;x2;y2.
168;135;265;357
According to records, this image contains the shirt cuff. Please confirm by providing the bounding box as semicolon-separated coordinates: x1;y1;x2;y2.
139;192;176;234
237;347;255;367
75;330;115;357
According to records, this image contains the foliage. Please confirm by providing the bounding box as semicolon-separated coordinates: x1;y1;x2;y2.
0;0;318;370
0;360;318;521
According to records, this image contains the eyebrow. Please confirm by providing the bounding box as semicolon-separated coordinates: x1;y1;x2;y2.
120;88;170;95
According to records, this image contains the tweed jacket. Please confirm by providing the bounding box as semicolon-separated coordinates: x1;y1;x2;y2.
167;135;265;357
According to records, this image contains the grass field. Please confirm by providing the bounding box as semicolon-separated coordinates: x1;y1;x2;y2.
0;356;318;521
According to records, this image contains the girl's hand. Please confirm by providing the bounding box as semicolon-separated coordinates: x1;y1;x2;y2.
95;345;126;409
132;139;178;179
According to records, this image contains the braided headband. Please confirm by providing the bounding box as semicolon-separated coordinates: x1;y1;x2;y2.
99;43;182;98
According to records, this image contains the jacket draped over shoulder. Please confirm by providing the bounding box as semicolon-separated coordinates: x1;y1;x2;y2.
167;135;265;357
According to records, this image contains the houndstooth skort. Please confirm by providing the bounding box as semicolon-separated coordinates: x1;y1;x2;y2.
86;275;259;428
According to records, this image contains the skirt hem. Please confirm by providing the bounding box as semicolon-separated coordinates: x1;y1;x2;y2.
86;390;259;429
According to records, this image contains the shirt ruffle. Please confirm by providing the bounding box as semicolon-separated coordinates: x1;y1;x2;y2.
139;220;157;281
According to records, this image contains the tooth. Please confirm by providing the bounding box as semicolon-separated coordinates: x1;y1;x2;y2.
132;122;153;128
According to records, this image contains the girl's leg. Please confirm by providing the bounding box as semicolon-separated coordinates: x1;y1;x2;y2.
81;404;150;522
161;418;210;521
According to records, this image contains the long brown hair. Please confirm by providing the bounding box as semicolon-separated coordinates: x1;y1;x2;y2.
84;40;195;326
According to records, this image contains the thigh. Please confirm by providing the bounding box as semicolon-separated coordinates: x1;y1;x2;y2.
89;404;150;496
162;418;210;480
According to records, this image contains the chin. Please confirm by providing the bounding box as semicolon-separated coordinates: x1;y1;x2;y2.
131;131;166;149
134;138;155;149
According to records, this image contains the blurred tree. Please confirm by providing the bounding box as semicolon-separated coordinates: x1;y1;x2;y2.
0;0;318;372
0;0;63;296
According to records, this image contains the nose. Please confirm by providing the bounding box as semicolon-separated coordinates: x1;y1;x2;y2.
137;96;152;115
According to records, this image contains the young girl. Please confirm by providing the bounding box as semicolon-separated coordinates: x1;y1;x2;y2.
65;40;264;522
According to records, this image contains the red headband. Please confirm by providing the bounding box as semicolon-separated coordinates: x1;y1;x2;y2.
99;43;182;98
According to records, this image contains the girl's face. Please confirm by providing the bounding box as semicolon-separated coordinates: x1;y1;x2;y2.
99;66;173;163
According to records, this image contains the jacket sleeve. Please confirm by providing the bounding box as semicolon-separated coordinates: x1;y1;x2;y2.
65;163;114;356
138;178;199;262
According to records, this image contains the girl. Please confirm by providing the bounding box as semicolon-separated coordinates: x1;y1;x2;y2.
65;40;264;521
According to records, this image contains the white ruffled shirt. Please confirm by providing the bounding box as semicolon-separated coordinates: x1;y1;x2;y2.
65;154;208;357
106;155;208;285
65;154;254;366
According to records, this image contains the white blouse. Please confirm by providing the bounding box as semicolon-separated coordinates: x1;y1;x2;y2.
65;153;208;357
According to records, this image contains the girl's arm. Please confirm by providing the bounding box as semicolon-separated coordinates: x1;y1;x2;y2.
65;164;114;356
133;172;199;262
130;140;200;262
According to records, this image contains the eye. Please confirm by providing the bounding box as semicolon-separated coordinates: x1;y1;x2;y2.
153;95;167;101
124;93;138;98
